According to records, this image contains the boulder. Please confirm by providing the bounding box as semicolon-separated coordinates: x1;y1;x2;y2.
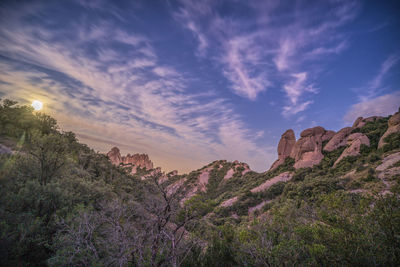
334;133;370;166
323;127;354;152
107;147;122;165
269;129;296;170
291;126;328;169
378;111;400;148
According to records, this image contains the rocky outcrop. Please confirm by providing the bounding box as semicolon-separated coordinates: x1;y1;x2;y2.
220;196;238;207
122;153;153;170
107;147;122;165
106;147;154;174
291;126;333;169
323;127;354;152
322;130;336;142
376;152;400;171
251;172;293;193
334;133;370;166
270;129;296;170
224;161;251;180
353;116;383;128
248;200;271;215
378;111;400;148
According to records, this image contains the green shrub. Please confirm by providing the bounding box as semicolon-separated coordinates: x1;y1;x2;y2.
382;132;400;152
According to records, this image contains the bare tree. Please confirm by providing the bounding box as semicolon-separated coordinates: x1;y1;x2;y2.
141;173;207;267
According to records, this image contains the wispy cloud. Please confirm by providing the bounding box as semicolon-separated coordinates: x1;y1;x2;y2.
344;54;400;123
173;0;360;114
358;54;400;101
344;91;400;124
0;1;272;172
221;35;270;100
282;72;317;116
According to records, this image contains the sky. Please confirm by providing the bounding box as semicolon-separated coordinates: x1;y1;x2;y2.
0;0;399;173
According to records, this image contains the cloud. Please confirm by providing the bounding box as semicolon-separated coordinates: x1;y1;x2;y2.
0;1;272;173
344;91;400;124
282;101;314;117
221;35;270;100
344;54;400;125
283;72;317;105
172;0;359;109
358;54;400;101
281;72;317;117
274;38;296;71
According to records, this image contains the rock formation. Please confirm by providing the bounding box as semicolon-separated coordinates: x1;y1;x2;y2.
291;126;333;169
251;172;293;193
353;116;383;128
107;147;122;166
334;133;370;166
378;111;400;148
106;147;154;174
323;127;354;152
122;153;153;170
224;161;251;180
167;170;178;177
269;129;296;170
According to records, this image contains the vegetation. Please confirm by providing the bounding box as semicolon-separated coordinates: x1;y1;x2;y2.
1;99;399;266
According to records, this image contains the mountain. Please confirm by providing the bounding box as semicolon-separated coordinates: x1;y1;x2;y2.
1;99;400;266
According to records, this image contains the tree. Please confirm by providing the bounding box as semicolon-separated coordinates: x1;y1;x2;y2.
141;174;210;267
28;130;69;185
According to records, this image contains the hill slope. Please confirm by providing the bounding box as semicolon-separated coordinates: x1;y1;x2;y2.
1;99;400;266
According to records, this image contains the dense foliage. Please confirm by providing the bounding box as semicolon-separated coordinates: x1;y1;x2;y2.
1;99;399;266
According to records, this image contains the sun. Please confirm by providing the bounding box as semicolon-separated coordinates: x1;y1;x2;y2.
32;100;43;111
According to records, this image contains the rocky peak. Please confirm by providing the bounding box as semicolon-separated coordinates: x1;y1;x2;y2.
107;147;122;166
106;147;154;174
270;129;296;170
290;126;333;169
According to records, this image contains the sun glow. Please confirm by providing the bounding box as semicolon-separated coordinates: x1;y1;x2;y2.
32;100;43;111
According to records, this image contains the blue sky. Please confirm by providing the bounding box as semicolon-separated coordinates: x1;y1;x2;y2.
0;0;399;173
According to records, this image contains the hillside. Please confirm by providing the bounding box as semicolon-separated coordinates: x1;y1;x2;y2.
1;99;400;266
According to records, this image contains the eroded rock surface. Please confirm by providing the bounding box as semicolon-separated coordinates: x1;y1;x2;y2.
106;147;154;174
324;127;353;152
379;111;400;148
122;153;153;170
291;127;332;169
248;200;271;215
376;152;400;171
270;129;296;170
220;196;238;207
251;172;293;193
334;133;370;166
107;147;122;165
224;162;251;180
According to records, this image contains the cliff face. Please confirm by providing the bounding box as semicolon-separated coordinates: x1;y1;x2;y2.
106;147;154;174
269;129;296;170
